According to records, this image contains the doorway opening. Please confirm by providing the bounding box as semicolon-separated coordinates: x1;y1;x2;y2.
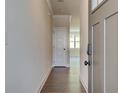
52;15;81;77
69;16;80;75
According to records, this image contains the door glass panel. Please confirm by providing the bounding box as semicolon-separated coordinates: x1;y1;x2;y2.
70;41;74;48
91;0;97;10
76;42;80;48
98;0;104;4
76;35;80;41
91;0;106;10
70;32;80;48
70;35;74;41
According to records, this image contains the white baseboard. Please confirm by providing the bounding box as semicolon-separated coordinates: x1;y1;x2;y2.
80;77;88;93
66;64;70;68
52;64;70;68
37;67;52;93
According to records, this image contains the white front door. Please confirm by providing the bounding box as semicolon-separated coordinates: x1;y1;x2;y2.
88;0;118;93
53;27;69;67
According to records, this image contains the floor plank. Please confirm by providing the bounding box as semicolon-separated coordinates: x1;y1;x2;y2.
40;67;86;93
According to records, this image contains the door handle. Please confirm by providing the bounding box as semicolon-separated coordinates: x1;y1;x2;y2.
84;61;91;66
64;48;66;50
87;44;92;55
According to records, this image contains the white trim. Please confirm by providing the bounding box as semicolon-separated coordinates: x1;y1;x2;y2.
69;16;72;25
46;0;53;15
53;27;67;30
91;26;94;93
53;15;70;18
80;77;88;93
104;19;106;93
66;64;70;68
37;67;52;93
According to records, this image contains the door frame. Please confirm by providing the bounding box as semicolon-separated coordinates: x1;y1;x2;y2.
52;27;70;67
88;1;92;93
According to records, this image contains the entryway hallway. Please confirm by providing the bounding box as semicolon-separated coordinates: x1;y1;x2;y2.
5;0;118;93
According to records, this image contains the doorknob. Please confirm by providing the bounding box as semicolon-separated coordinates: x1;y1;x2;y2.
84;61;91;66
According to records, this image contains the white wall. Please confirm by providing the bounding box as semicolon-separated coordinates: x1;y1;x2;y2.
70;48;80;57
5;0;52;93
80;0;88;93
70;16;80;32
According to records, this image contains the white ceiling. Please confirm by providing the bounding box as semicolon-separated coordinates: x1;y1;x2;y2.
53;15;70;27
50;0;80;16
49;0;80;32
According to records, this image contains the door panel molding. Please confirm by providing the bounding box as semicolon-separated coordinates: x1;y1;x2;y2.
92;22;105;93
103;12;118;93
105;12;118;20
104;12;118;93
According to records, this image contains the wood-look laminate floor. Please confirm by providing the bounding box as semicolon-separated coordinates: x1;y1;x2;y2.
41;58;86;93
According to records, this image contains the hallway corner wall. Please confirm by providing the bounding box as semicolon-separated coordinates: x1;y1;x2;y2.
5;0;53;93
80;0;89;93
